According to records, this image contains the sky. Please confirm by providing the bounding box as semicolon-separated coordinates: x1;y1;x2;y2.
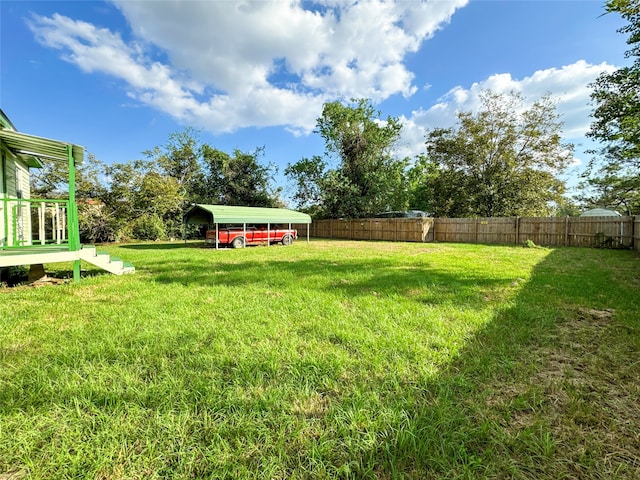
0;0;630;203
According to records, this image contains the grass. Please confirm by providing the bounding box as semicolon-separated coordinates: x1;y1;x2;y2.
1;240;639;479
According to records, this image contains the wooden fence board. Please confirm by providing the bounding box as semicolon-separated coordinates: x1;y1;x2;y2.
301;218;433;242
519;217;567;246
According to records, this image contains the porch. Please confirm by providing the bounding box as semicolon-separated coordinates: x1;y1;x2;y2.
0;128;134;279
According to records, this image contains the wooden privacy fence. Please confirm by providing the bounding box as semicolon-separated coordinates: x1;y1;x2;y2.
295;216;639;250
295;218;434;243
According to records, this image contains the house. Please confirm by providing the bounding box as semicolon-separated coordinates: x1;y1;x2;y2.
0;109;133;281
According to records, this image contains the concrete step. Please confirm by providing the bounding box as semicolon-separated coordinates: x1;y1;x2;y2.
79;246;135;276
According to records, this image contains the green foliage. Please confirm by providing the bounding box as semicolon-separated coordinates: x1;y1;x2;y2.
103;159;184;240
30;128;282;241
145;127;204;201
576;171;640;215
420;91;572;217
583;0;640;214
287;99;409;218
30;153;107;200
284;155;326;211
77;201;117;243
130;213;167;240
407;154;439;214
200;145;279;207
588;0;640;166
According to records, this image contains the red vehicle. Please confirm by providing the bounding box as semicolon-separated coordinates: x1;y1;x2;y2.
206;225;297;248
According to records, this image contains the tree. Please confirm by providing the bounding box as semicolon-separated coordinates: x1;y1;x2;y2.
104;160;183;240
407;154;441;214
200;146;280;207
584;0;640;214
31;152;107;200
144;128;204;202
30;153;118;242
287;99;409;218
576;172;640;215
284;156;326;212
419;90;573;217
588;0;640;167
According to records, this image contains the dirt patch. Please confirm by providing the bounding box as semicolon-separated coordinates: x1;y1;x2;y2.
485;305;640;477
576;307;615;322
0;470;28;480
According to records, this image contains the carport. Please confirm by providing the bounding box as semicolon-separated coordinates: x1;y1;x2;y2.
183;204;312;249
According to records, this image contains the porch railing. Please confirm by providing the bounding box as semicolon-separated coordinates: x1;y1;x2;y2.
1;197;72;250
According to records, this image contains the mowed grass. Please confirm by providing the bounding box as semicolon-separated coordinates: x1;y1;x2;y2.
1;240;638;479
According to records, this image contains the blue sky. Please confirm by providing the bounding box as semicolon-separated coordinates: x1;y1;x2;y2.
0;0;629;202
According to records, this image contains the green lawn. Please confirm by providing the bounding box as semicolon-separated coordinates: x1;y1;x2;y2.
1;240;638;479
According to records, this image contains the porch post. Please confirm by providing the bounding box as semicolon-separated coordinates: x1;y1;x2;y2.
39;203;45;244
67;145;81;282
1;153;7;247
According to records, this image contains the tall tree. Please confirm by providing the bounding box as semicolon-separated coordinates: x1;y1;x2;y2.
420;91;572;217
30;153;107;200
283;155;326;216
406;154;441;215
145;127;204;202
588;0;640;167
584;0;639;214
200;146;280;207
287;99;408;218
576;173;640;215
104;160;183;240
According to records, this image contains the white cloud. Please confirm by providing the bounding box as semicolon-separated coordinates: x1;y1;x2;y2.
28;0;468;134
399;60;617;159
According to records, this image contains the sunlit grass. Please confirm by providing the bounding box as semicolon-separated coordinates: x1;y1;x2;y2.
1;240;638;478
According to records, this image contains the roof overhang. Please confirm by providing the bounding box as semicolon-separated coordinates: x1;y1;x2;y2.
184;204;312;225
0;129;84;168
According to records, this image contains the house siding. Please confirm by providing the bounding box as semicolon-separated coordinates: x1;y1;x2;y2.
1;144;32;246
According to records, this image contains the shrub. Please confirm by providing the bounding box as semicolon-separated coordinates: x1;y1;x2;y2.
131;214;167;240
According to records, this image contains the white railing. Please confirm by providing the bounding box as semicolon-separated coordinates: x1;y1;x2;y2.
1;197;70;249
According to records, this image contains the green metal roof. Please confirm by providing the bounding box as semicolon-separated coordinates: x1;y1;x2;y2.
185;204;312;225
0;129;84;167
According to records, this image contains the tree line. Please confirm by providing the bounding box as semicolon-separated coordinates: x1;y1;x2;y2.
32;129;283;242
288;0;639;219
32;0;639;242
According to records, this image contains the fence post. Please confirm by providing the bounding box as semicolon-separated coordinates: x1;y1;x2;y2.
515;217;520;245
564;216;569;246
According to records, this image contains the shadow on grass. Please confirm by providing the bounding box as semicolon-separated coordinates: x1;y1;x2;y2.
145;254;511;308
118;242;207;250
357;247;640;479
